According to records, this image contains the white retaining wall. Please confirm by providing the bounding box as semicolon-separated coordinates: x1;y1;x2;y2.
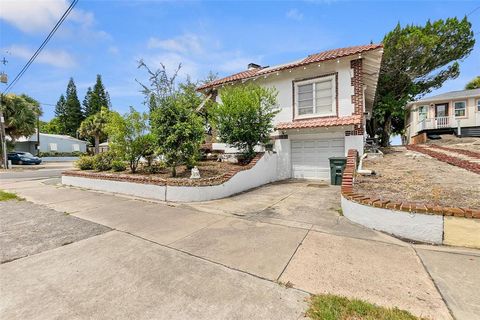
42;157;79;162
341;196;444;244
62;152;279;203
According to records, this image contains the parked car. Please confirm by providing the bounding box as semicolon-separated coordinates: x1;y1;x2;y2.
7;152;42;165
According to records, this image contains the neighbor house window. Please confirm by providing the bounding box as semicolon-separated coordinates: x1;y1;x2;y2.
295;75;335;117
454;101;466;117
418;105;428;121
477;99;480;112
49;143;57;151
72;144;80;152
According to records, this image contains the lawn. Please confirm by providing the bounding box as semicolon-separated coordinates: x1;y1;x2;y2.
355;147;480;209
0;190;21;201
307;294;425;320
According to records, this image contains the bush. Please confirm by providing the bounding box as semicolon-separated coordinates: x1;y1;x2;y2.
111;160;127;172
75;156;94;170
39;151;87;157
143;161;166;174
92;152;114;171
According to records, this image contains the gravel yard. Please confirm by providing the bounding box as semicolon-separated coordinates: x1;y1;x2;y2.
355;147;480;209
0;199;110;263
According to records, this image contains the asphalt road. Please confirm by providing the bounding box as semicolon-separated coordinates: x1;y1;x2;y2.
0;163;74;180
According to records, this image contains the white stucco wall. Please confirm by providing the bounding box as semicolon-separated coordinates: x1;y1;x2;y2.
214;59;356;125
166;152;279;202
62;175;167;201
62;152;280;203
344;135;364;156
341;196;444;244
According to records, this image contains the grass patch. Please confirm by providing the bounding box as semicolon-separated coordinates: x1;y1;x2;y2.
0;190;21;201
307;294;425;320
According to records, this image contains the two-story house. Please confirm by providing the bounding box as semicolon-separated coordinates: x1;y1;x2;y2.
405;88;480;144
198;44;383;180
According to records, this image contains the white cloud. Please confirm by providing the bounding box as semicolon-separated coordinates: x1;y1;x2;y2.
0;0;94;34
142;33;259;81
108;46;119;55
4;45;75;68
286;9;303;21
148;34;203;54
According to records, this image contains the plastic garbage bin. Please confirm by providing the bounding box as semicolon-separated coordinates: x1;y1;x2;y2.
329;157;347;185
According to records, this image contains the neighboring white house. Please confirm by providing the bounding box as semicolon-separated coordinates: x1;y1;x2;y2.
405;88;480;143
14;132;87;154
198;44;383;180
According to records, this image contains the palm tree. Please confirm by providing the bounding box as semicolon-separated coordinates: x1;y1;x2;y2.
78;107;109;154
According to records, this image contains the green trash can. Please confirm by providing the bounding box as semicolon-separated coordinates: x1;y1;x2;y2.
329;157;347;185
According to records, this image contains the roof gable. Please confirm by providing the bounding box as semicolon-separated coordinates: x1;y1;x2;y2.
198;44;383;91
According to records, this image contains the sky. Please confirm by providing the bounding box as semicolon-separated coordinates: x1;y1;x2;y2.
0;0;479;121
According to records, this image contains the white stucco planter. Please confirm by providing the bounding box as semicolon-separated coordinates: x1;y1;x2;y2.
62;152;279;203
341;196;444;244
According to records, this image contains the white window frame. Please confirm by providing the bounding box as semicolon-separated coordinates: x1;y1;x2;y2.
418;105;428;121
72;144;80;152
294;75;336;119
453;100;466;118
49;143;58;151
476;99;480;112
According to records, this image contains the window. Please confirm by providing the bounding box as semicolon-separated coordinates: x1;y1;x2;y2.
295;75;335;118
72;144;80;152
49;143;57;151
477;99;480;112
418;106;428;121
454;101;466;117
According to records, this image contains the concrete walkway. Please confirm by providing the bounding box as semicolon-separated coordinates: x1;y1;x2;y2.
1;178;479;319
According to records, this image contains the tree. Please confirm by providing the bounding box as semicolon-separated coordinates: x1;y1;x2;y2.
211;83;279;160
0;93;41;140
371;17;475;146
106;107;151;173
54;94;67;134
40;118;63;134
150;94;205;177
64;78;84;137
465;76;480;90
78;107;110;154
83;75;111;118
136;59;181;112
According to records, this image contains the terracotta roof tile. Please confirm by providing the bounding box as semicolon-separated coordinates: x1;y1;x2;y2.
276;114;362;130
198;44;382;91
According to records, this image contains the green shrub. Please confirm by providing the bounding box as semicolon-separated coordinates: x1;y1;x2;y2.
75;156;95;170
92;152;114;171
39;151;87;157
143;161;166;174
111;160;127;172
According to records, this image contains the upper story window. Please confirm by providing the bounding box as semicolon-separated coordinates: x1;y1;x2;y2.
295;75;336;118
454;101;466;117
418;105;428;121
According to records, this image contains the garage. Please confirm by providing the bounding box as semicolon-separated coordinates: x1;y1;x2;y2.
291;138;345;180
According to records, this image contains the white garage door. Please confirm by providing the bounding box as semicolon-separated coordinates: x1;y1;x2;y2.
291;138;345;180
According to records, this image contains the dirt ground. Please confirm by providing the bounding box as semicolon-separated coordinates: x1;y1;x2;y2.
355;147;480;209
426;134;480;152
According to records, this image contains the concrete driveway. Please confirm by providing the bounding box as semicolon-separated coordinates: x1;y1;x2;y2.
1;178;479;319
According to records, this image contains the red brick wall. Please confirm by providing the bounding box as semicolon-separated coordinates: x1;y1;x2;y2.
346;59;364;136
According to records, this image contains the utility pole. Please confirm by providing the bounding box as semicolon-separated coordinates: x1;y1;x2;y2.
0;56;8;169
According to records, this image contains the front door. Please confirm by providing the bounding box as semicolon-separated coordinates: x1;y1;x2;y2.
435;103;448;117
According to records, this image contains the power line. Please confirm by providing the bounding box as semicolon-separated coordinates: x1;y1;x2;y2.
467;5;480;16
2;0;78;94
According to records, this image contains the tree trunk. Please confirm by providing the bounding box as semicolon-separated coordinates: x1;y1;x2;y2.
171;165;176;177
94;135;100;154
380;114;392;147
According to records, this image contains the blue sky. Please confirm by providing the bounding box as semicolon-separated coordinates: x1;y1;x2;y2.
1;0;479;121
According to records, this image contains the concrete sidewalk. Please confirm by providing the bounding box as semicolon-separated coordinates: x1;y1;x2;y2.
2;178;479;319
